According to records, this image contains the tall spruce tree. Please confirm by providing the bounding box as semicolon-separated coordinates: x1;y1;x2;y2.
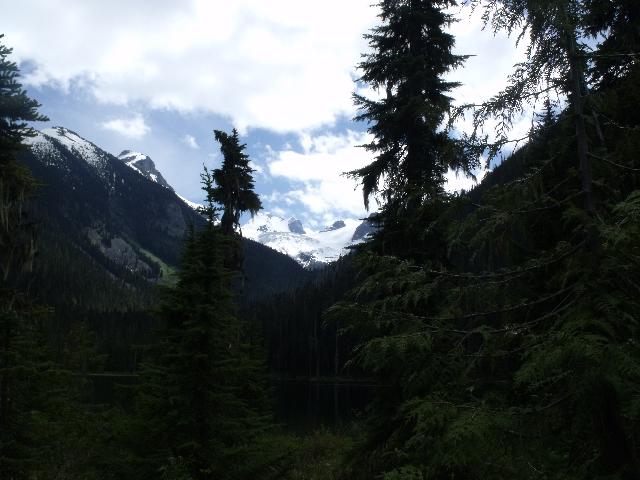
350;0;475;212
211;129;262;236
0;34;48;478
134;169;270;480
0;34;46;288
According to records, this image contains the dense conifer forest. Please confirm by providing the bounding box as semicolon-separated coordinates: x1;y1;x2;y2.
1;0;639;478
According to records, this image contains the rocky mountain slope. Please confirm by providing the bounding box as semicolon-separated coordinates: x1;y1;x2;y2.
118;149;173;190
19;127;307;306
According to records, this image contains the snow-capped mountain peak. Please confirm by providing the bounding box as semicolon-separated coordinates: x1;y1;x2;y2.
25;126;374;269
242;211;375;269
117;150;173;190
41;126;106;168
26;128;199;218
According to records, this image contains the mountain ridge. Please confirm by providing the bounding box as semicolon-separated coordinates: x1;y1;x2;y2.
242;211;375;269
117;149;173;190
19;126;308;305
26;126;375;271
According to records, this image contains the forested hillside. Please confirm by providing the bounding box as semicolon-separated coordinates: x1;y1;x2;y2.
10;128;308;373
321;1;640;477
1;0;639;478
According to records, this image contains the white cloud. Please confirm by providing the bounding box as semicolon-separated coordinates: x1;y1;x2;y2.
271;130;371;181
2;0;379;134
266;128;484;221
3;1;538;222
182;134;199;149
267;130;372;219
249;161;264;176
3;2;526;137
101;114;150;139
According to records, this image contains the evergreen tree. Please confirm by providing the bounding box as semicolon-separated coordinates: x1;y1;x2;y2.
0;34;48;478
211;129;262;236
134;175;270;480
330;95;640;478
584;0;640;88
324;2;640;478
0;33;47;288
459;0;638;216
350;0;475;212
0;35;107;480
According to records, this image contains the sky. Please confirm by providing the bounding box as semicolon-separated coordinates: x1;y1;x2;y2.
1;0;529;229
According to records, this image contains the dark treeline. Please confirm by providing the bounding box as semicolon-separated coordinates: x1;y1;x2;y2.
1;0;640;478
247;255;362;379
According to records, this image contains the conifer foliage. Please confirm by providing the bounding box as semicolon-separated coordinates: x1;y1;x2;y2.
0;34;48;478
350;0;475;210
326;1;640;478
0;34;47;283
135;154;270;480
211;129;262;236
0;35;108;480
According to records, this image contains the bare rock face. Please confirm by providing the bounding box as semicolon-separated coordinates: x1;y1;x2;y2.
351;214;378;242
118;150;173;190
287;218;306;234
321;220;346;232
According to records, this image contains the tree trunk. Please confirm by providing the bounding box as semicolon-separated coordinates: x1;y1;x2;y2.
567;32;594;216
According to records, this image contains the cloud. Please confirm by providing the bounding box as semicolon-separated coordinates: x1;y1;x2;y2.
2;0;379;134
3;1;537;223
4;3;524;136
249;161;264;176
182;134;199;149
267;128;482;216
267;130;372;220
101;114;150;138
270;130;371;181
446;5;534;157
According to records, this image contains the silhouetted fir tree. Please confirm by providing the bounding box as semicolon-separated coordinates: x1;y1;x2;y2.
349;0;475;251
331;101;640;480
0;35;108;479
211;129;262;237
134;172;271;480
0;33;47;478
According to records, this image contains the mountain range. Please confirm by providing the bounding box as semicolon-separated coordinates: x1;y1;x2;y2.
113;144;377;269
243;212;376;269
18;126;308;307
28;126;376;270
